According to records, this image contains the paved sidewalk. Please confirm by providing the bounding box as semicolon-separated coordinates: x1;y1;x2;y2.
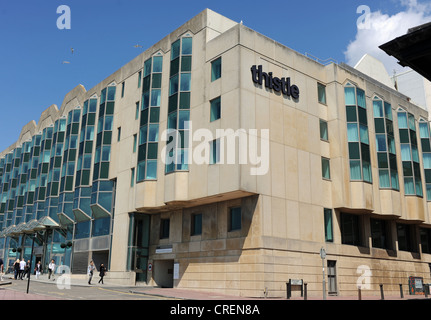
129;287;431;300
2;274;431;300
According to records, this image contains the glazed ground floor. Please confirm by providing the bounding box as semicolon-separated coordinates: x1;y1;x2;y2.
1;194;431;298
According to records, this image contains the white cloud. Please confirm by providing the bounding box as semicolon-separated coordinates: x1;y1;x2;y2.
345;0;431;74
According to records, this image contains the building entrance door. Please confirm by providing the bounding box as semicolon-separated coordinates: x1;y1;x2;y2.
128;213;150;283
327;260;337;295
153;259;174;288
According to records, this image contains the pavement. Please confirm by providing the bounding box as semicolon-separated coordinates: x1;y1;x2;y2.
1;273;431;301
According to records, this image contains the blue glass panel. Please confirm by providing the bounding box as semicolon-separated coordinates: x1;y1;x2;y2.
344;86;356;105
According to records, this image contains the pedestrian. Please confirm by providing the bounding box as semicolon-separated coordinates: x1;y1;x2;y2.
13;259;20;280
35;261;42;279
87;260;96;285
19;258;26;280
48;259;56;281
0;257;4;281
98;263;106;284
26;260;31;279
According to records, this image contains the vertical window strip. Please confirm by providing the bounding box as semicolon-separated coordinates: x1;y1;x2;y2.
419;120;431;200
345;85;372;182
138;55;163;182
166;37;192;174
398;110;422;196
90;85;116;216
373;98;399;190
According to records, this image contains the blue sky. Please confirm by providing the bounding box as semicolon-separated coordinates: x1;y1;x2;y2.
0;0;429;152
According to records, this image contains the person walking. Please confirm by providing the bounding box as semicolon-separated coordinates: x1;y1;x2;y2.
48;259;56;281
87;260;96;285
98;263;106;284
19;258;26;280
25;260;31;279
35;261;42;279
0;257;4;281
13;259;20;280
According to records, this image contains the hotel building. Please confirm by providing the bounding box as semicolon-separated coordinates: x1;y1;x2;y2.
1;9;431;298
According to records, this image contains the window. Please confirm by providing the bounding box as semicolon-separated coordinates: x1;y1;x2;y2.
373;98;399;190
210;97;221;122
327;260;337;294
229;207;241;231
138;71;142;88
397;223;413;252
370;218;390;249
133;134;137;153
340;212;361;246
420;228;431;254
419;120;431;200
135;102;140;120
160;218;170;239
398;109;422;196
121;82;125;98
211;57;222;81
117;127;121;142
317;83;327;104
324;208;333;242
320;119;328;141
322;157;331;179
345;84;372;182
210;139;220;164
191;213;202;236
131;168;135;187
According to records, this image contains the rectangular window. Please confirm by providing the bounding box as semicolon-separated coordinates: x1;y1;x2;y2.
320;119;328;141
117;127;121;142
374;99;399;190
420;121;431;201
229;207;241;231
133;134;137;153
138;71;142;88
370;218;390;249
210;97;221;122
340;212;361;246
324;208;333;242
191;213;202;236
130;168;135;187
211;57;222;82
345;85;371;183
322;157;330;179
121;82;125;98
397;223;413;252
398;110;422;196
135;102;140;120
420;228;431;254
210;139;220;164
146;160;157;180
160;218;170;239
317;83;327;104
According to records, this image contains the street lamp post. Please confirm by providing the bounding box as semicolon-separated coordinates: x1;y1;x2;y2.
320;247;326;300
26;233;36;294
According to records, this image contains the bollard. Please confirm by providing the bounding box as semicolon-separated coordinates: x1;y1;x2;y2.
304;283;307;300
380;284;384;300
358;287;362;300
286;282;291;299
399;284;403;299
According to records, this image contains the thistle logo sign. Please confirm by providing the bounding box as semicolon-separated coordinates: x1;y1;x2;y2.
251;65;300;99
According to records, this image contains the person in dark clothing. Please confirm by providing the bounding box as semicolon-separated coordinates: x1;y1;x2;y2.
13;259;20;280
98;263;107;284
0;258;4;281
